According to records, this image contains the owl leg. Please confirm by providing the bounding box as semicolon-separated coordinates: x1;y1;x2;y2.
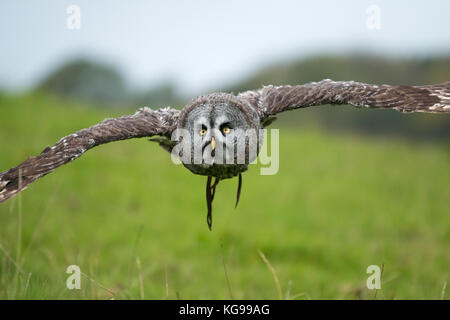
235;173;242;208
211;177;220;201
206;176;220;230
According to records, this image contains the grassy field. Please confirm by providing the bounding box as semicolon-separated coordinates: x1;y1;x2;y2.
0;93;449;299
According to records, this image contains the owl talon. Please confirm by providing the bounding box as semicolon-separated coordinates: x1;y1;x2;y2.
206;176;220;230
235;173;242;208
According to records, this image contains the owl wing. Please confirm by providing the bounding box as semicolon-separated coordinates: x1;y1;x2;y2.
238;80;450;119
0;107;180;203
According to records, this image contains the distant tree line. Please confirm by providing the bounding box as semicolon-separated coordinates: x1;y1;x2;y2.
35;54;450;140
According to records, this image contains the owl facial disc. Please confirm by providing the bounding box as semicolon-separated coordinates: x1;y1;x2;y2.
174;92;263;180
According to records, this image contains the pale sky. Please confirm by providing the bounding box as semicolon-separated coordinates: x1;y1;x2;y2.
1;0;449;95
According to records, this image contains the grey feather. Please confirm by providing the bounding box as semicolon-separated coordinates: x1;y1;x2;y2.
1;79;449;206
239;80;450;118
0;107;180;203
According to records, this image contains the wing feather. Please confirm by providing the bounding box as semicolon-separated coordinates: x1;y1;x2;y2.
0;107;179;203
239;80;450;118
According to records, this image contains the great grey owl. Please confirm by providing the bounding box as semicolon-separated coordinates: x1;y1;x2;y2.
1;79;449;229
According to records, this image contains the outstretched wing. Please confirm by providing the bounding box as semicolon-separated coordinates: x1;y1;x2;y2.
239;80;450;119
0;107;180;203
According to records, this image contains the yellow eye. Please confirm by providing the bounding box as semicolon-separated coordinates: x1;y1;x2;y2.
200;128;207;136
222;126;231;134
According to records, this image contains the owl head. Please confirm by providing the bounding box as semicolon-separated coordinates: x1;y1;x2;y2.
175;93;263;179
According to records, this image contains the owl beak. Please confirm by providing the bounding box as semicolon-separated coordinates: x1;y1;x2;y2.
211;136;216;151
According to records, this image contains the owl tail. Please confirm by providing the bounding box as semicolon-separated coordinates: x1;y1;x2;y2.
205;174;243;231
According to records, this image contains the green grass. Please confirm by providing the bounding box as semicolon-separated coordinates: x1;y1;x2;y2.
0;93;449;299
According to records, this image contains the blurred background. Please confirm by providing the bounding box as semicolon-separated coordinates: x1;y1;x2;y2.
0;0;449;299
